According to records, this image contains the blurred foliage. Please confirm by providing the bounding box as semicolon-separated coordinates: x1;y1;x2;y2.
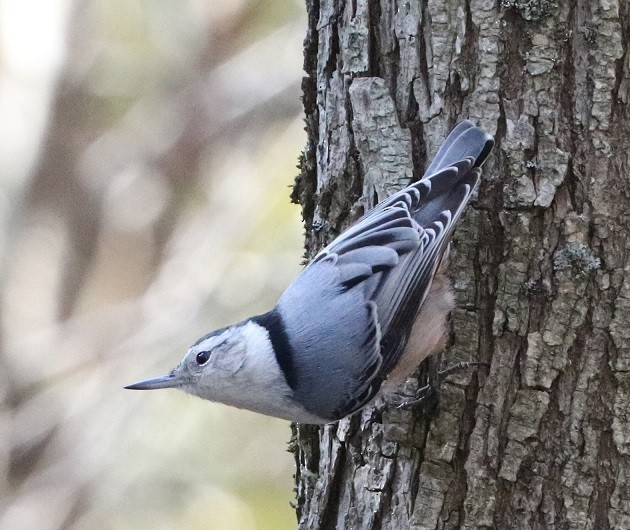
0;0;306;528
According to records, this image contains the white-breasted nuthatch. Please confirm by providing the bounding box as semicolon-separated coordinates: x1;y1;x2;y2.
125;121;494;424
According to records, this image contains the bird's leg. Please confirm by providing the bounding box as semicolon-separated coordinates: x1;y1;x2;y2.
393;360;488;410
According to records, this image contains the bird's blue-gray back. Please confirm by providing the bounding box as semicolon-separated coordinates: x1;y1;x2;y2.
275;122;493;420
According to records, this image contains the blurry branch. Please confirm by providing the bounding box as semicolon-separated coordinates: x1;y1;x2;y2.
151;24;304;255
0;2;305;526
7;22;303;322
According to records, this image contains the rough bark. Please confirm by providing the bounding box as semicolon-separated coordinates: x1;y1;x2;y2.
291;0;630;528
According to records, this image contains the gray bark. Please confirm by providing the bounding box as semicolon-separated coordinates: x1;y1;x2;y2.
291;0;630;528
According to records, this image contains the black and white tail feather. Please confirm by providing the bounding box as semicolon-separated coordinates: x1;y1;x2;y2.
274;120;494;421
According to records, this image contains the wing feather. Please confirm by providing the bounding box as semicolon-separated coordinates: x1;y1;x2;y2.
276;123;493;420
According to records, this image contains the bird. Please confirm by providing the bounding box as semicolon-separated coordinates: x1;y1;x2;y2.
125;120;494;424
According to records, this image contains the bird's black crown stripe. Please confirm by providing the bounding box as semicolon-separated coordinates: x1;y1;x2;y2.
192;326;230;347
251;309;297;390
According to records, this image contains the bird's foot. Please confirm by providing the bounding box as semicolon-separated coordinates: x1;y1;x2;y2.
390;382;435;410
392;361;488;410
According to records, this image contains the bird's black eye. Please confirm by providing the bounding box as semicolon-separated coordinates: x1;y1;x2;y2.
196;350;211;365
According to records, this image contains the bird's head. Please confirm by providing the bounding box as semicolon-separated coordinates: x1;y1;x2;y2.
125;326;249;400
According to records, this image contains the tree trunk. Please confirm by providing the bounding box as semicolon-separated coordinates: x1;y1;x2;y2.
291;0;630;528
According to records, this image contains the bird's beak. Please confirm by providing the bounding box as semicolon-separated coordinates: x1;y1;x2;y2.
124;372;180;390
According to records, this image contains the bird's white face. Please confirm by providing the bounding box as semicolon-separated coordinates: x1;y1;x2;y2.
179;329;248;397
125;327;249;400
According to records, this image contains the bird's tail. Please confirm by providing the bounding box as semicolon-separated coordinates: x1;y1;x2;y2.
424;120;494;177
411;121;494;228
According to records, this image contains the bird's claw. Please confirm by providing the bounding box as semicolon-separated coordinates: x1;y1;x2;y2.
394;382;434;410
391;361;488;410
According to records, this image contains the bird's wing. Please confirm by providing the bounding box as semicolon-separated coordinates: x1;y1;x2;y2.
276;202;422;420
371;166;481;376
276;123;493;420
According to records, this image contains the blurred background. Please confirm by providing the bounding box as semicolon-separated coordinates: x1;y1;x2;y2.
0;0;307;528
